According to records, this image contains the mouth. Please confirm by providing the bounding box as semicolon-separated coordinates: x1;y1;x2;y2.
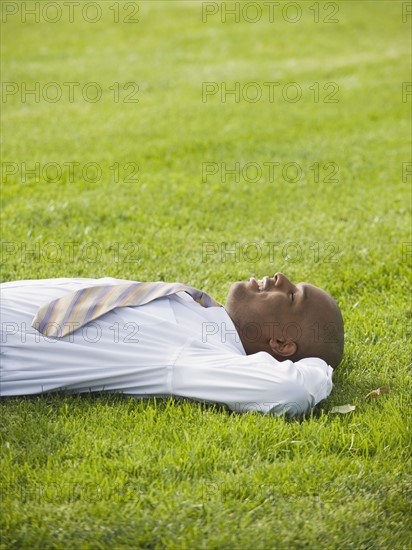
249;276;270;291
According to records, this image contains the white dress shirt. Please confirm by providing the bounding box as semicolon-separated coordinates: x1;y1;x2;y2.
0;278;333;416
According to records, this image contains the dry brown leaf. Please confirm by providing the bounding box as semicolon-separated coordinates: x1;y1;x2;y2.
330;404;356;414
365;386;390;400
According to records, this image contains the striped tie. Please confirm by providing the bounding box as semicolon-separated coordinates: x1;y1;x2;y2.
32;281;222;338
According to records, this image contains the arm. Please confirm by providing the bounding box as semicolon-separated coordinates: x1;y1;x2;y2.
172;344;333;417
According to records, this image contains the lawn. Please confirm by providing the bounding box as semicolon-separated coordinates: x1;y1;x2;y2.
1;1;411;548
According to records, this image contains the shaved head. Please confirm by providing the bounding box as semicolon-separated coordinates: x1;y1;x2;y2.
293;286;344;368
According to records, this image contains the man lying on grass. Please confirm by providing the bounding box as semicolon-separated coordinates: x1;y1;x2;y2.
0;272;344;416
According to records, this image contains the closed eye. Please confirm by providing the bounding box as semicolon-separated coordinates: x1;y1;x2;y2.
289;291;295;303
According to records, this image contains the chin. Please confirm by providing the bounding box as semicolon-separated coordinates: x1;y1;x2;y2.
226;281;247;303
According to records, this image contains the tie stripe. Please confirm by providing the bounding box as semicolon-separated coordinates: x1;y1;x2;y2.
37;298;60;334
58;286;94;330
82;285;115;327
32;281;222;337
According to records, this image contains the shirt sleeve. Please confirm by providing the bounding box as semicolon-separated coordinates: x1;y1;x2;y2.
172;342;333;417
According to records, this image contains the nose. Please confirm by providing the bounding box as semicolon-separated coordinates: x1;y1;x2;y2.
273;272;294;290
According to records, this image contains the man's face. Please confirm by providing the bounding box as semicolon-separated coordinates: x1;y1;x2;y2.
225;272;340;359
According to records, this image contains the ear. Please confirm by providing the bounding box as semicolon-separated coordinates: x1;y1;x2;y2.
269;338;297;358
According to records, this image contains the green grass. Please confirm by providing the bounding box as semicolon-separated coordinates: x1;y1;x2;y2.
1;1;411;548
